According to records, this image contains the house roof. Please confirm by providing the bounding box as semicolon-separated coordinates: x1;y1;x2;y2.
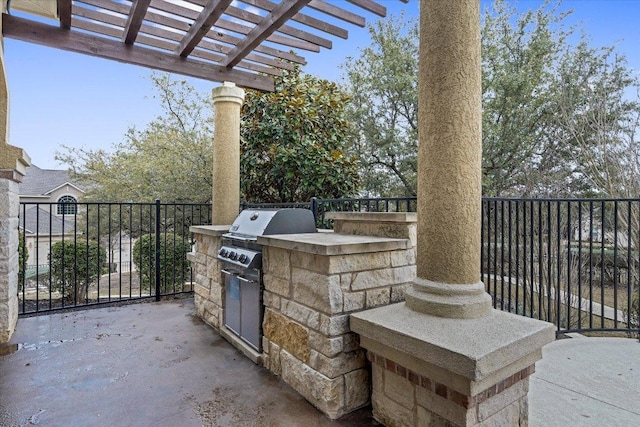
20;206;76;236
18;165;82;197
2;0;407;91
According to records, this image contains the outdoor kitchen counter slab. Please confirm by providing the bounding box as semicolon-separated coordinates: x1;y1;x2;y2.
190;224;230;237
258;231;410;255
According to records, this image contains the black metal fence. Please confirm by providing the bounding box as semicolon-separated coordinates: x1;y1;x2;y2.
482;198;640;335
241;196;639;335
18;200;211;315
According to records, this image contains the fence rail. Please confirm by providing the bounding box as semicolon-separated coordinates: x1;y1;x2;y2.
18;200;211;315
242;196;639;335
19;195;640;335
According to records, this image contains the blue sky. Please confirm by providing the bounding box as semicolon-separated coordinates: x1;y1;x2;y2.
4;0;640;170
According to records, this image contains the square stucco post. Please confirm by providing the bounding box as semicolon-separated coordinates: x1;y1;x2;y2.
351;2;555;426
211;81;245;226
0;17;30;343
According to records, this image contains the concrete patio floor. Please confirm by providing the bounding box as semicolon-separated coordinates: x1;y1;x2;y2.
1;298;638;427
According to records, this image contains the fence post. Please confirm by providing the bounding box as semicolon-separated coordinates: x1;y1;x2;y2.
155;199;161;301
310;197;318;225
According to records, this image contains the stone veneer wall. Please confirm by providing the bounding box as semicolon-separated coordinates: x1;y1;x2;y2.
189;213;417;420
188;226;229;330
0;176;19;342
260;243;415;418
259;213;416;419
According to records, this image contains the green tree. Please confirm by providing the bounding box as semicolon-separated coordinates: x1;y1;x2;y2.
342;0;640;197
57;73;214;203
132;233;191;294
49;239;106;304
342;13;418;197
240;65;360;202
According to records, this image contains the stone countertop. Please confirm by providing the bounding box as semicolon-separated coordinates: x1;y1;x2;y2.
190;225;230;237
258;232;411;255
325;211;417;223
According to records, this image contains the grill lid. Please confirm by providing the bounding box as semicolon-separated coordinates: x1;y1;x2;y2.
224;208;317;240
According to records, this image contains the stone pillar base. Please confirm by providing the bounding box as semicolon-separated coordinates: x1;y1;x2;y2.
351;303;555;427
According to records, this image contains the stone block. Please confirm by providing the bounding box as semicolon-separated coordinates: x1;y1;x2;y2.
345;369;370;411
372;363;384;394
372;392;414;427
478;396;527;427
263;309;310;363
329;252;391;274
263;290;281;310
390;283;410;303
308;348;366;379
263;274;291;297
292;268;342;314
291;252;330;274
390;249;416;267
263;247;291;280
342;268;395;291
343;291;366;312
392;265;416;284
263;275;291;297
477;378;528;423
343;333;360;353
208;284;223;306
281;300;321;330
366;287;391;309
317;313;350;337
308;330;343;358
280;350;346;419
267;340;283;376
193;282;209;299
384;368;415;410
416;383;477;426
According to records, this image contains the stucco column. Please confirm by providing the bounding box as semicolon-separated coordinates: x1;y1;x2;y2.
211;82;244;225
404;0;492;318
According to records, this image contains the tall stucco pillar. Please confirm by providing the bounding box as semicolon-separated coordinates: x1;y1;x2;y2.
351;2;555;425
0;17;30;343
211;82;244;225
404;0;492;319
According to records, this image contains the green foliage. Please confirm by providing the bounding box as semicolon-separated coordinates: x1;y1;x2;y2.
132;233;191;294
18;232;27;291
49;239;106;303
342;0;640;198
240;65;360;202
342;13;418;197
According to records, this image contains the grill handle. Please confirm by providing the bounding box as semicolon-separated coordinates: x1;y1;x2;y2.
221;269;239;276
237;276;258;284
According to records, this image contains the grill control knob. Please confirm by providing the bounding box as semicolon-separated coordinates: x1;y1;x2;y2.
229;251;237;260
239;254;248;264
219;249;228;257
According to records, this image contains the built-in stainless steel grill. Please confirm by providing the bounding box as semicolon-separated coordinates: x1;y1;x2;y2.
217;209;317;352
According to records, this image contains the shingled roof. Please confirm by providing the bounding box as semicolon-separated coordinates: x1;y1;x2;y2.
18;165;82;197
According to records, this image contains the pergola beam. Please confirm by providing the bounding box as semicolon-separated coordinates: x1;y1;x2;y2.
58;0;72;29
175;0;234;58
122;0;152;45
2;13;274;91
223;0;312;68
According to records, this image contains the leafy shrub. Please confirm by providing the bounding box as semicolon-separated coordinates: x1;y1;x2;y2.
49;239;106;303
132;233;191;294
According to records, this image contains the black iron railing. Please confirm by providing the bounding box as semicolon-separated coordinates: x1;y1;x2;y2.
482;198;640;335
241;196;639;335
18;200;211;315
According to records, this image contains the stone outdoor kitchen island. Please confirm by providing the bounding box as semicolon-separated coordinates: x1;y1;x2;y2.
189;212;417;419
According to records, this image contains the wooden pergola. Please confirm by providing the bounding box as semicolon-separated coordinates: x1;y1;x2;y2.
2;0;407;91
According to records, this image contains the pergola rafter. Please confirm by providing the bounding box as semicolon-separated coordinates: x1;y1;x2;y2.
2;0;408;90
